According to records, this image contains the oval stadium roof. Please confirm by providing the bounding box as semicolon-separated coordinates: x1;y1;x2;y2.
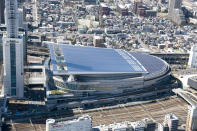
49;44;167;76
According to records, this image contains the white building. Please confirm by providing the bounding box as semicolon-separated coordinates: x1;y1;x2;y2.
5;0;18;38
46;115;92;131
0;32;3;61
188;44;197;68
107;122;132;131
2;0;24;97
18;8;24;29
158;123;169;131
94;121;145;131
186;105;197;131
130;121;145;131
93;36;103;47
164;113;179;131
3;37;24;97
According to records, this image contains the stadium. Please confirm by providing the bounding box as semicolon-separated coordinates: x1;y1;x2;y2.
45;43;173;109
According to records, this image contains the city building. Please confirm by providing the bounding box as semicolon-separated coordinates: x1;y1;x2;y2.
2;0;24;97
117;4;128;16
84;0;98;5
95;121;139;131
48;0;61;5
188;44;197;68
0;0;5;24
188;76;197;90
18;8;24;29
145;10;157;17
151;53;189;65
100;3;110;15
142;118;156;131
94;122;132;131
164;114;179;131
133;1;156;17
93;35;104;47
0;32;3;61
158;123;169;131
130;121;145;131
133;1;143;14
168;0;186;25
94;121;146;131
0;95;7;131
186;105;197;131
46;115;92;131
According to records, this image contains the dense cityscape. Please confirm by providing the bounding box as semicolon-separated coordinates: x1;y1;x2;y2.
1;0;197;130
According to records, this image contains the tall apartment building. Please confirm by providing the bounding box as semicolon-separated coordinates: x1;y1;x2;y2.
168;0;186;25
142;118;156;131
168;0;182;13
188;44;197;68
186;105;197;131
0;32;3;61
2;0;24;97
0;0;5;24
164;114;179;131
158;123;169;131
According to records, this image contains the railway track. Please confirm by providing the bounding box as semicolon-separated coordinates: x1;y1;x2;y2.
8;96;188;131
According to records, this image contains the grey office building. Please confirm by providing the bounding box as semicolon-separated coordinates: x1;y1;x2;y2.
0;0;5;24
168;0;186;25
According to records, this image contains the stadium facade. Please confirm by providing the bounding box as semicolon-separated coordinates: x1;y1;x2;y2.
45;43;173;109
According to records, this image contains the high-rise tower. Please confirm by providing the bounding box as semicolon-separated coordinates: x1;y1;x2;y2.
0;0;5;24
168;0;182;18
164;114;179;131
188;44;197;68
5;0;19;38
2;0;24;97
186;106;197;131
168;0;186;25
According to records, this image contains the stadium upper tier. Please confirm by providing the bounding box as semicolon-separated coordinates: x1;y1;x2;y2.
49;44;168;78
130;52;169;79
